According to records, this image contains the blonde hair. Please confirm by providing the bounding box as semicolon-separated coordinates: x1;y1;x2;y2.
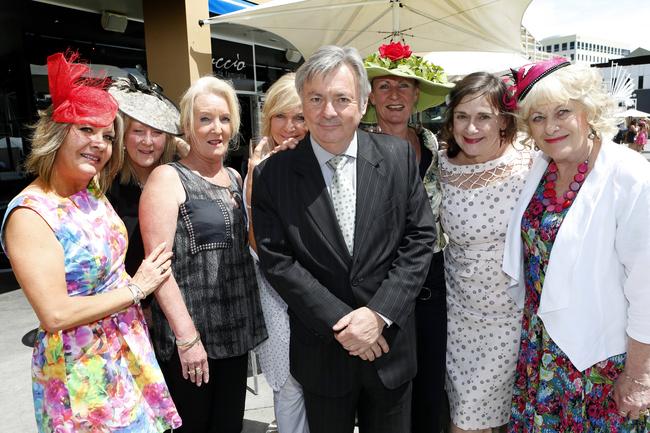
261;73;303;149
517;63;618;139
180;76;240;150
118;114;176;185
25;108;124;194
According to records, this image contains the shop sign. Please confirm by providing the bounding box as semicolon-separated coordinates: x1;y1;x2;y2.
211;54;246;71
211;38;254;77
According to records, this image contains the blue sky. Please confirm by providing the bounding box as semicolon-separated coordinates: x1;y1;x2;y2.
522;0;650;50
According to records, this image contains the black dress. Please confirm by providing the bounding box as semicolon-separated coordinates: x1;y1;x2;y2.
106;179;144;277
150;162;267;433
412;127;448;433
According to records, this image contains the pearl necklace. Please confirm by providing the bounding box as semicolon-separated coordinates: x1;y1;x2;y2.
542;159;588;213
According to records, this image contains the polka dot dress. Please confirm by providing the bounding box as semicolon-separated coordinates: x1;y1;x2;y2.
439;147;535;429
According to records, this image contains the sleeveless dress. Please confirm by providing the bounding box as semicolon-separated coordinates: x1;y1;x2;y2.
508;166;650;433
150;162;267;362
1;185;181;433
440;147;534;429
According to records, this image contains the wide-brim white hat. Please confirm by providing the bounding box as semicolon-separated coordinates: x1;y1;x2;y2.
109;75;181;136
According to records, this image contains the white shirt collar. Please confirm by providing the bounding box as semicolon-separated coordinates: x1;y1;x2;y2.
310;132;358;169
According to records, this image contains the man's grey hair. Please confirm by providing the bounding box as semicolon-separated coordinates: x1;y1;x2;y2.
295;45;370;112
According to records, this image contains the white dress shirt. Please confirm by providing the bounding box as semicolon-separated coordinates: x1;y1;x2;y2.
309;133;358;194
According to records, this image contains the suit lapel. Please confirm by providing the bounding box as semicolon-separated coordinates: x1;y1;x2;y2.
293;135;351;263
352;130;385;268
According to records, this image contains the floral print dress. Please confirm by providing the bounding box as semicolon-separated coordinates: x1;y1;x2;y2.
508;169;650;433
1;186;181;433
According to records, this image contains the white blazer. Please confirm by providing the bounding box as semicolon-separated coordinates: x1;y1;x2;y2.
503;140;650;371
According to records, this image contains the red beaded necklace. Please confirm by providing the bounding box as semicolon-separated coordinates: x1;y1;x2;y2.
542;159;589;213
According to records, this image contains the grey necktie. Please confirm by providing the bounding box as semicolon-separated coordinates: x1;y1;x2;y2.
327;155;355;255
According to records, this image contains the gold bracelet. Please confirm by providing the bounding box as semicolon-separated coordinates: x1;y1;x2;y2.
176;332;201;350
624;373;650;390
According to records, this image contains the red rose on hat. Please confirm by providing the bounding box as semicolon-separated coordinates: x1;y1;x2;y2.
379;41;412;61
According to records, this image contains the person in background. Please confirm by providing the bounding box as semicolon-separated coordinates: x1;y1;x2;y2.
1;52;181;433
245;72;309;433
440;71;534;433
503;57;650;432
625;118;638;145
363;41;453;433
139;76;267;433
107;75;181;277
633;120;647;152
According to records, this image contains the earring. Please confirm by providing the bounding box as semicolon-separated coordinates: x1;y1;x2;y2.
500;129;506;138
587;124;598;140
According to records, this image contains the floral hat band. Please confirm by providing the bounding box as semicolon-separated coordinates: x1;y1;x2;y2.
363;41;454;123
504;57;571;109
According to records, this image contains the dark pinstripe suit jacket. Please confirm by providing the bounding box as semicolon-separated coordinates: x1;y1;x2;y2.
252;129;435;397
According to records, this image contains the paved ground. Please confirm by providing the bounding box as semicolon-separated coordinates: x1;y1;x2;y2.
0;285;276;433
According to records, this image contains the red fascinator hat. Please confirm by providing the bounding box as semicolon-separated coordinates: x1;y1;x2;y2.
504;57;570;109
47;52;118;127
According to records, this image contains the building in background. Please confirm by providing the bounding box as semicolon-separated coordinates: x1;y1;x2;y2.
521;26;553;62
540;34;631;63
0;0;301;196
593;50;650;112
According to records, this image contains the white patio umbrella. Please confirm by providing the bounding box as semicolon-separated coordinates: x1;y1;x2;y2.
614;108;650;118
31;64;146;81
200;0;532;58
424;50;530;78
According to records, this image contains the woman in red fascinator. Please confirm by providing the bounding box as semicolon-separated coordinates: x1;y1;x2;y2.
0;52;181;433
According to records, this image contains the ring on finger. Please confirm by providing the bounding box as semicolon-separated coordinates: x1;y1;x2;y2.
641;409;650;416
188;370;196;375
619;410;627;417
195;368;203;374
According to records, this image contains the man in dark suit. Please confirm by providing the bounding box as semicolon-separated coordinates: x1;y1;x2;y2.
252;45;435;433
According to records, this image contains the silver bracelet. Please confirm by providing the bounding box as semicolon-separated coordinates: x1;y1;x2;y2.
176;332;201;350
127;283;145;305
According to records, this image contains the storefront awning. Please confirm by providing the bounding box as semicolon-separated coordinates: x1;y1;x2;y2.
209;0;256;15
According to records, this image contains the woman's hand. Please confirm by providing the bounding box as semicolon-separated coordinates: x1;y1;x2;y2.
270;137;299;154
248;136;269;169
248;136;299;170
614;338;650;419
613;373;650;419
178;340;210;386
131;242;173;296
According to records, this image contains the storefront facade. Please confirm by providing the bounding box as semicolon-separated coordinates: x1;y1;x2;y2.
0;0;300;200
